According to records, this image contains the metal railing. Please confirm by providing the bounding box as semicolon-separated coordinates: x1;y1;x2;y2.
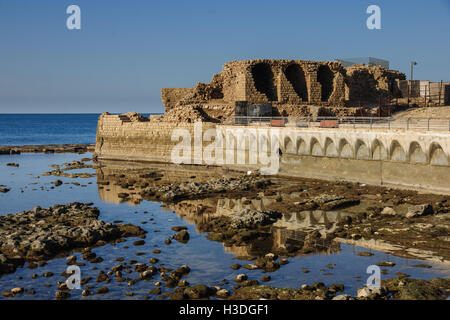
224;116;450;132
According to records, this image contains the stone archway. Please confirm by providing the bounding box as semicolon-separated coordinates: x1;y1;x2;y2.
251;63;277;101
317;65;334;102
284;64;308;101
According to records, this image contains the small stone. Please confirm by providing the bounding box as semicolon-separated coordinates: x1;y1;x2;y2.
96;287;109;294
381;207;396;216
216;289;230;298
332;294;353;300
11;287;24;295
234;274;248;283
376;261;395;267
55;291;70;300
133;240;145;246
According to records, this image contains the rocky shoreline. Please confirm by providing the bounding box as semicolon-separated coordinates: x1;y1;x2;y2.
0;203;146;277
0;144;94;155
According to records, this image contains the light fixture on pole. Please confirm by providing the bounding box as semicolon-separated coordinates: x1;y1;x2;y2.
410;61;417;80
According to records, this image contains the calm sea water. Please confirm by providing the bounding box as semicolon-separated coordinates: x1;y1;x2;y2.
0;153;449;300
0;114;152;146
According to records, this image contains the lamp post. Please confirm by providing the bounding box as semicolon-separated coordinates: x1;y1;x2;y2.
410;61;417;80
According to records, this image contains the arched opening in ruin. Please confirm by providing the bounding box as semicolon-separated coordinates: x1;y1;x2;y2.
317;65;334;102
297;138;308;155
409;142;427;164
310;138;323;156
284;136;295;154
324;137;338;157
251;63;277;101
284;64;308;101
355;140;370;160
371;139;388;160
390;141;406;162
339;139;353;158
429;143;448;166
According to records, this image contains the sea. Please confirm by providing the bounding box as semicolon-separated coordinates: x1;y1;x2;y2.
0;113;449;300
0;114;151;146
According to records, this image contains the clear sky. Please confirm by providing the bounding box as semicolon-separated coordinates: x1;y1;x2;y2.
0;0;449;113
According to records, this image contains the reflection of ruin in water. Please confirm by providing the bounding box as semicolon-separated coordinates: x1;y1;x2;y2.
95;163;345;258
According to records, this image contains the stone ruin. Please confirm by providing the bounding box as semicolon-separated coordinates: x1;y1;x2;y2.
159;59;406;122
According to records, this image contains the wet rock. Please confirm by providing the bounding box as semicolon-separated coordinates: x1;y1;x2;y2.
149;288;161;295
55;291;70;300
81;290;92;297
261;276;271;282
216;289;230;298
230;264;241;270
96;287;109;294
234;274;248;283
174;265;191;277
11;287;24;295
357;286;383;299
174;230;190;243
377;261;396;267
184;284;214;299
171;226;187;232
0;203;146;277
6;163;19;167
96;271;108;282
2;290;14;298
240;280;259;287
357;251;374;257
54;180;63;187
132;240;145;246
243;264;259;270
133;263;148;273
332;294;353;300
406;204;433;218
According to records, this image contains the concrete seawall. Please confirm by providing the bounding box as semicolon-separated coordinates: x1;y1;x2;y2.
95;114;450;193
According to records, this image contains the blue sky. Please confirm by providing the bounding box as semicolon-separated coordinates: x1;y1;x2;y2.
0;0;449;113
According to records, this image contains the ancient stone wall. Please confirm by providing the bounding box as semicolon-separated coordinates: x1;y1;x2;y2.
161;59;405;120
95;113;450;193
161;88;195;111
344;64;406;104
